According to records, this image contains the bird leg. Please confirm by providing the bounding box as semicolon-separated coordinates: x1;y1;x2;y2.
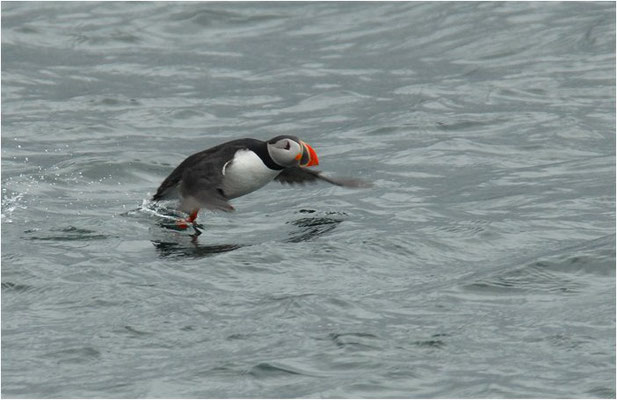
176;209;200;230
192;225;202;237
189;209;203;236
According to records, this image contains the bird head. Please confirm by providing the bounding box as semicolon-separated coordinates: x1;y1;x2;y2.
266;135;319;168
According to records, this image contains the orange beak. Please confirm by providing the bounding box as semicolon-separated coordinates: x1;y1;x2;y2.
298;140;319;167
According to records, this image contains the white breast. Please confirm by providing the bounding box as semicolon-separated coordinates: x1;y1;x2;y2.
222;149;280;199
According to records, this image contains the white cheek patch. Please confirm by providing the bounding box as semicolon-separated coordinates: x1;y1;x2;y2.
270;147;293;167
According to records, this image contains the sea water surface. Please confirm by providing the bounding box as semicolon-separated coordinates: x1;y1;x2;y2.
2;2;615;398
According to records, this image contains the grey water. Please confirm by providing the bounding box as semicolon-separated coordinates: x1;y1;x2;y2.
1;2;615;398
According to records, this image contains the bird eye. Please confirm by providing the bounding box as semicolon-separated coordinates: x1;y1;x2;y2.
284;141;291;150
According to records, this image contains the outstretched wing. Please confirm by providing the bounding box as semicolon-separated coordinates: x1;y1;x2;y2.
274;167;371;188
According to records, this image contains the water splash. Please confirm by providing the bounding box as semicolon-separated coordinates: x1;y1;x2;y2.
1;191;25;223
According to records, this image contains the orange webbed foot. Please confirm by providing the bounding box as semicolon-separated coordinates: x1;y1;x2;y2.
176;209;201;233
176;219;190;229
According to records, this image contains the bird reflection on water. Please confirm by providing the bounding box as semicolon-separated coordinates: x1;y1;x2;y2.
151;208;346;257
151;239;243;258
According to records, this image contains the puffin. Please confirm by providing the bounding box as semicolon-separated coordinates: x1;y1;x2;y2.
152;135;368;233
